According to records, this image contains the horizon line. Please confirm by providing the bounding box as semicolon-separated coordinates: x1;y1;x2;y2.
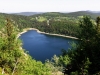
0;10;100;13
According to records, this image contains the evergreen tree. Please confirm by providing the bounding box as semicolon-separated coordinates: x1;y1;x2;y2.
0;18;22;74
66;16;99;75
0;19;52;75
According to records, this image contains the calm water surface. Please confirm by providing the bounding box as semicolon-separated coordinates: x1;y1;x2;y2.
19;30;75;62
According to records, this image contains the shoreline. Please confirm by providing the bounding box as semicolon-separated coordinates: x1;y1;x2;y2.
17;28;78;39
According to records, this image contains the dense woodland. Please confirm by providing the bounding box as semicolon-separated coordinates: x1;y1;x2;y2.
0;11;100;75
0;12;80;37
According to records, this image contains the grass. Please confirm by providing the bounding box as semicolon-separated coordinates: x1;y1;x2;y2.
37;17;47;22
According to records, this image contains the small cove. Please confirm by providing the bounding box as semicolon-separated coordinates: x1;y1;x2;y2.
19;30;76;62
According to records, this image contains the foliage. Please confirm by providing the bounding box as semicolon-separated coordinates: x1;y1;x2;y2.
0;19;52;75
45;55;63;75
1;12;100;75
62;16;100;75
0;12;80;37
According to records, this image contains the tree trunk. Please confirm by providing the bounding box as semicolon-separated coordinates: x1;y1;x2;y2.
2;68;5;74
12;60;18;75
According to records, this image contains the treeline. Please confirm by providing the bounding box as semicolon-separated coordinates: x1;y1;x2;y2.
33;20;79;37
44;16;100;75
0;13;80;37
1;13;100;75
56;16;100;75
0;19;60;75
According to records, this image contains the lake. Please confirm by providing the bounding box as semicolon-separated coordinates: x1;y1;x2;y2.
19;30;75;62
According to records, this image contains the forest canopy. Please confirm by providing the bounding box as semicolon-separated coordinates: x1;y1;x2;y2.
0;12;100;75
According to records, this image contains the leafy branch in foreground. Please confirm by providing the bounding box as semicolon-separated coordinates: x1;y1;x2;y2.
61;16;100;75
0;19;52;75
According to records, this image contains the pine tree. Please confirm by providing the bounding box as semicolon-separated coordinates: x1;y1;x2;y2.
0;19;52;75
70;16;100;74
0;18;22;74
67;16;97;74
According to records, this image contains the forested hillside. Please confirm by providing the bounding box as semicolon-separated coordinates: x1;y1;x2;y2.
0;11;100;75
9;12;44;16
0;19;53;75
1;11;100;37
0;12;80;37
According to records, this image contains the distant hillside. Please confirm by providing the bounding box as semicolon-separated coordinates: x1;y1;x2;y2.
9;12;44;16
1;10;100;39
28;11;100;19
5;11;100;19
65;11;100;19
88;10;100;13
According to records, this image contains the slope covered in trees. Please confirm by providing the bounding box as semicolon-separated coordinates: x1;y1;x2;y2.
59;16;100;75
1;11;99;37
0;12;100;75
9;12;44;16
0;12;80;37
0;19;53;75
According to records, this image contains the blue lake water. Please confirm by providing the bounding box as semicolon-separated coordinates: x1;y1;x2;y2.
19;30;75;62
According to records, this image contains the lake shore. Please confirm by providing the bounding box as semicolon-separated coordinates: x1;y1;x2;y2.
17;28;78;39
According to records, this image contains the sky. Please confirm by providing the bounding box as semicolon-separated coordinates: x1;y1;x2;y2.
0;0;100;13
